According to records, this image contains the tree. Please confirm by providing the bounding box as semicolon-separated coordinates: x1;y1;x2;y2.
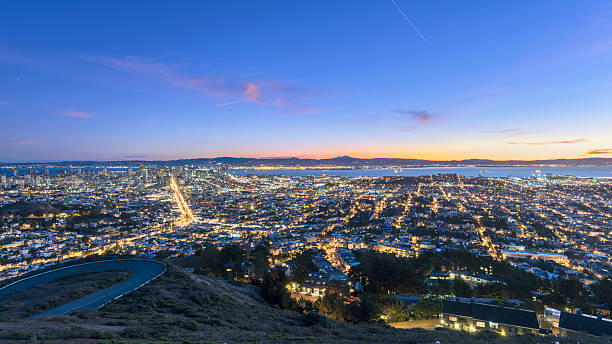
315;292;346;321
218;244;245;263
413;298;443;319
475;282;510;298
251;244;270;281
412;249;540;300
542;292;567;309
197;246;219;270
344;294;380;324
350;251;420;294
556;278;584;303
259;272;292;309
453;277;473;297
380;296;410;322
428;279;452;295
291;250;317;284
231;262;243;280
593;279;612;308
358;294;381;323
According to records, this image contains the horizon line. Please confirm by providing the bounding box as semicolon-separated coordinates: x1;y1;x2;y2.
1;155;611;165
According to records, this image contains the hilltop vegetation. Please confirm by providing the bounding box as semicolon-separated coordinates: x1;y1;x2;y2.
0;262;606;343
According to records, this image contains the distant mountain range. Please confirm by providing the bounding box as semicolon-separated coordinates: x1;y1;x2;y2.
6;156;612;167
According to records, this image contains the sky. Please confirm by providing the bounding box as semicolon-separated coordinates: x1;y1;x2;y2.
1;0;611;162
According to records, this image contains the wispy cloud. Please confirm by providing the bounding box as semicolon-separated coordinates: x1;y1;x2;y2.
82;55;313;111
82;55;223;93
59;110;94;119
390;0;427;42
215;100;247;107
0;140;39;145
487;128;526;135
507;139;590;145
16;77;24;84
337;110;439;132
395;109;436;124
587;148;612;155
0;101;8;105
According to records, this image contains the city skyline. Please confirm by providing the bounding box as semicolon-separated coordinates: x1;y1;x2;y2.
2;1;612;162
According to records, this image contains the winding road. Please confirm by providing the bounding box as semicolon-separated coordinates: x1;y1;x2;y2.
0;258;166;318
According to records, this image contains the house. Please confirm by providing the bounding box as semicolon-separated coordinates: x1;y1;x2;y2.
558;310;612;337
442;298;539;336
448;270;505;286
300;281;327;297
429;270;450;279
501;249;569;265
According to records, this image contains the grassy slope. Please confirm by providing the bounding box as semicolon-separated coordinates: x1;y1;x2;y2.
0;263;608;343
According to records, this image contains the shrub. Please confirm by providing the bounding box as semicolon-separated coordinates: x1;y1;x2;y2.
300;312;331;328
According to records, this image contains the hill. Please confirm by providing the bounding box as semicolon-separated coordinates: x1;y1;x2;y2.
10;156;612;167
0;263;606;343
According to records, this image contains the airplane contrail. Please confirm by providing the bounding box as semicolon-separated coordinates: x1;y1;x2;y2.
215;100;246;107
390;0;427;42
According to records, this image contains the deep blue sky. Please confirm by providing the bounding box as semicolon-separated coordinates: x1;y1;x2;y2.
1;1;611;162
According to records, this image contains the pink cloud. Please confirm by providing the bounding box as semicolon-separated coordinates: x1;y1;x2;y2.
244;83;264;104
507;139;590;145
587;148;612;155
274;97;289;106
59;111;93;119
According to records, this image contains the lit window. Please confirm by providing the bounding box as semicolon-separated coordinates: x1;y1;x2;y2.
449;316;457;322
476;321;485;328
489;322;498;329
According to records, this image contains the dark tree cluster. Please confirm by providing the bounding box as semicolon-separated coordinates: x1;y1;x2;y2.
349;251;420;294
314;292;380;324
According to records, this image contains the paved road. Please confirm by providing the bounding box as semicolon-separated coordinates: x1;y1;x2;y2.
0;258;166;318
389;319;440;329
